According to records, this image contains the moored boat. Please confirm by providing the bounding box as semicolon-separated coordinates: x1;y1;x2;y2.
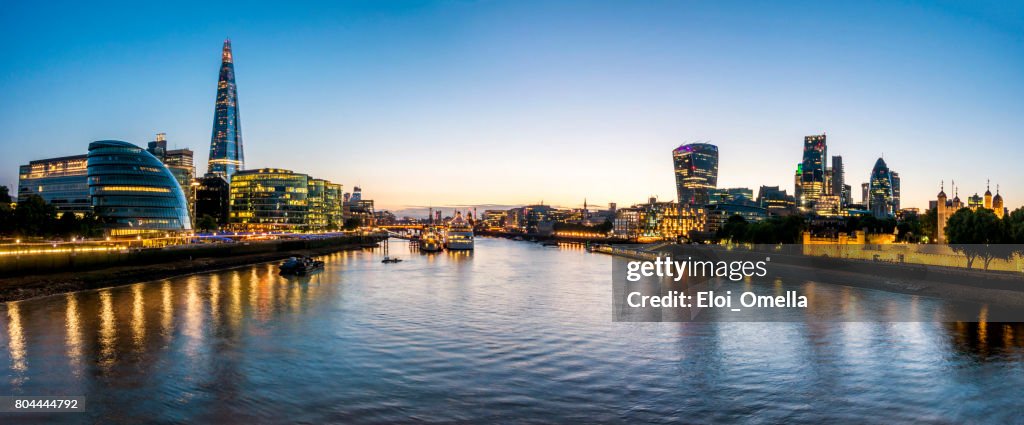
279;256;325;276
444;211;474;251
420;227;444;252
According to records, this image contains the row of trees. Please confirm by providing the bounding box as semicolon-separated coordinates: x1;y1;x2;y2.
945;207;1024;269
717;215;806;244
553;220;614;234
0;188;104;239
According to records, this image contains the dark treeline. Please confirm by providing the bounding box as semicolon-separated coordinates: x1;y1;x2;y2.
716;215;805;244
553;220;613;234
0;187;103;239
945;207;1024;269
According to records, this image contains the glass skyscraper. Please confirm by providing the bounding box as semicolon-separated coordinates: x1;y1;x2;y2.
799;134;827;209
208;39;244;179
672;143;718;206
868;157;895;218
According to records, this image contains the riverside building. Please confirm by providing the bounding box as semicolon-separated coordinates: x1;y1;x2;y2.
87;140;193;236
17;154;92;216
228;168;346;232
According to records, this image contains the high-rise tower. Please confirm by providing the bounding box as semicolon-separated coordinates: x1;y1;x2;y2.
798;134;827;209
672;143;719;206
208;39;244;179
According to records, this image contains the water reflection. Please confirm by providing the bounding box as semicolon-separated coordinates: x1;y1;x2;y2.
65;293;82;376
98;290;116;370
7;302;26;374
0;238;1021;423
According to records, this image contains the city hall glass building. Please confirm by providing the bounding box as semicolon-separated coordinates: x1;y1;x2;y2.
229;168;309;231
672;143;719;206
87;140;193;236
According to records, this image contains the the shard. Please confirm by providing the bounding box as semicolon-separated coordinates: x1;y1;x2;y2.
208;39;244;179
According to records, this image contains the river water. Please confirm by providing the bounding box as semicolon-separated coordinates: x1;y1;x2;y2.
1;238;1022;423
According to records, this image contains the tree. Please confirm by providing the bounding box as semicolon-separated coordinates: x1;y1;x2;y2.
0;187;13;236
13;194;56;237
343;217;363;230
717;214;749;243
945;208;1008;269
920;208;938;243
197;214;219;233
896;213;923;243
0;203;12;236
57;212;79;238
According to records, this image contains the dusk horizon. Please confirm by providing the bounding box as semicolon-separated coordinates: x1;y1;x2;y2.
2;1;1023;211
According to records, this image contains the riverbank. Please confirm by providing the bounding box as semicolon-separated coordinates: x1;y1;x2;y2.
0;235;378;302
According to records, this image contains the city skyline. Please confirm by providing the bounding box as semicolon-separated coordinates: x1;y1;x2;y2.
2;1;1022;211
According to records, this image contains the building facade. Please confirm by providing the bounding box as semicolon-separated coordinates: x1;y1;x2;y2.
208;39;245;179
673;143;719;206
613;200;705;241
147;133;195;210
798;134;827;210
756;185;796;216
194;173;231;226
228;168;309;231
17;154;91;216
868;157;897;218
86;140;192;236
708;187;753;205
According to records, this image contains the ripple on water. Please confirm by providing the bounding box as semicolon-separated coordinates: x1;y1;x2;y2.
0;238;1023;424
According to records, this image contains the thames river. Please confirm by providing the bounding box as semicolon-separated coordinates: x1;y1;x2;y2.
1;238;1023;423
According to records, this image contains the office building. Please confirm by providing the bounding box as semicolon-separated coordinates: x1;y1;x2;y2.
756;185;796;216
868;157;896;218
147;133;195;208
672;143;719;206
830;155;847;207
87;140;192;236
194;173;231;225
17;154;91;216
228;168;309;231
798;134;827;209
709;187;754;205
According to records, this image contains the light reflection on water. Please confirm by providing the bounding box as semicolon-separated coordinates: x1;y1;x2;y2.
0;238;1022;423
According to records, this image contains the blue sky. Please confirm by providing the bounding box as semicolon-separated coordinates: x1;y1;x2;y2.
1;0;1022;212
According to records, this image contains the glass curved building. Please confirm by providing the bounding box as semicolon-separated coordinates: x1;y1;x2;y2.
868;157;894;218
228;168;309;231
87;140;193;236
673;143;719;206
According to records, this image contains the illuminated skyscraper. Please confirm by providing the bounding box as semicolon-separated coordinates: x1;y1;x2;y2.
208;39;244;179
868;157;896;218
830;155;847;207
798;134;827;209
672;143;718;206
